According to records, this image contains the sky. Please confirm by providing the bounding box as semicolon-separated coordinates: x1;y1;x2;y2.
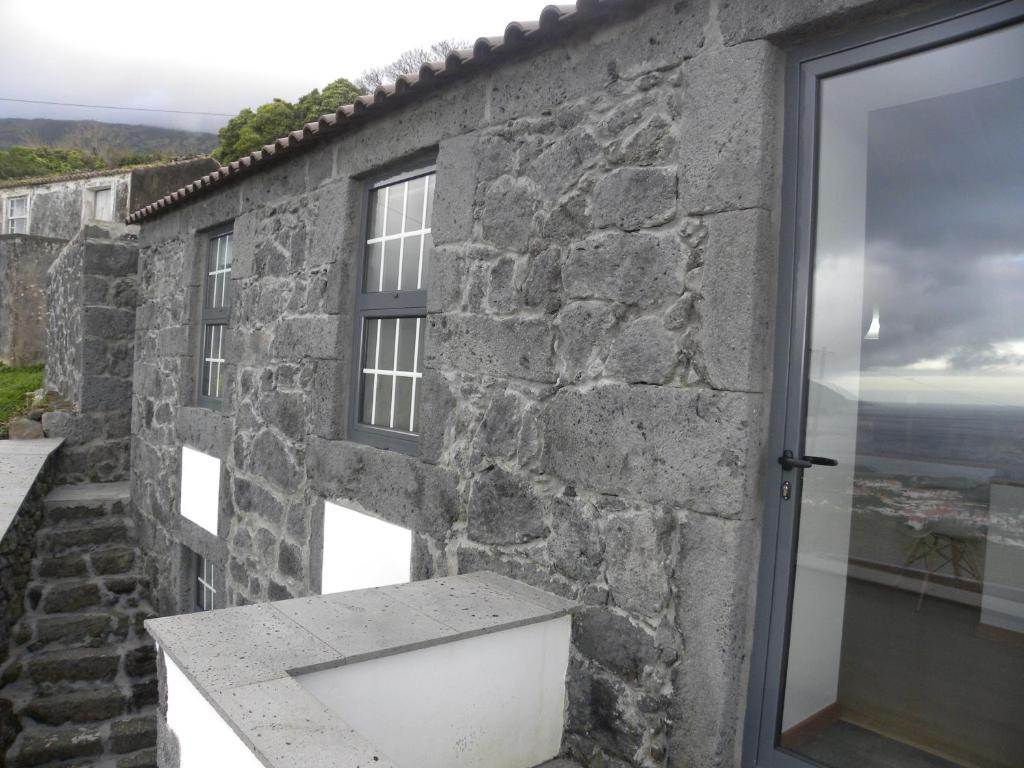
0;0;546;135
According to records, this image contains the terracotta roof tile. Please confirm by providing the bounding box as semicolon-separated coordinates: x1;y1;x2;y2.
126;0;645;224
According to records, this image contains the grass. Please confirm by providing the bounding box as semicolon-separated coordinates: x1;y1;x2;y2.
0;363;44;439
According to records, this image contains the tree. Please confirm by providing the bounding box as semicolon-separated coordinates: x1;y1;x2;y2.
0;146;107;181
213;78;362;164
356;39;469;92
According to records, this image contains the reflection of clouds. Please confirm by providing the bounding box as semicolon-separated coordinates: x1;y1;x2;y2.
856;77;1024;381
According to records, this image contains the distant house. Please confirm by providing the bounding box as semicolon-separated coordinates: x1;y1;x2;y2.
0;158;218;364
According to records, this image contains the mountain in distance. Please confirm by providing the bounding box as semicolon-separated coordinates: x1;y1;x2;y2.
0;118;217;162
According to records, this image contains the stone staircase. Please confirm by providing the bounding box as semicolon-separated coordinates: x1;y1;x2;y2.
0;483;158;768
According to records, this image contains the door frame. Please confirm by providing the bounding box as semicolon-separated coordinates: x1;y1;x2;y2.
742;2;1024;766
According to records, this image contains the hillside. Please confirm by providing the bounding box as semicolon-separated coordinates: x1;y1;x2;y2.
0;118;217;162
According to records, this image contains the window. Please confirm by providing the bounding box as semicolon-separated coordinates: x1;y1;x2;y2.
193;552;217;612
351;166;435;453
197;229;233;408
90;187;114;222
4;196;28;234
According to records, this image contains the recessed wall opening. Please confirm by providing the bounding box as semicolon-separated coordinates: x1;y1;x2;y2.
180;446;220;536
321;501;413;594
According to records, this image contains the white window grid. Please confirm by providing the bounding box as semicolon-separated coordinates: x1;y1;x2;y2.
195;553;216;612
5;196;28;234
362;317;424;432
202;324;226;399
366;175;432;293
207;232;233;309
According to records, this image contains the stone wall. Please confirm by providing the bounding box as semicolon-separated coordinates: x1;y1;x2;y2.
0;235;66;366
128;159;220;214
128;0;930;765
0;174;131;242
43;225;138;483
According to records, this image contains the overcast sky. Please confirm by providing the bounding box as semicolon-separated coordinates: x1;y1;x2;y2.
0;0;545;135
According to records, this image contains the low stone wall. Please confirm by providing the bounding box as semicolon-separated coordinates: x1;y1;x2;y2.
43;225;138;483
0;235;67;366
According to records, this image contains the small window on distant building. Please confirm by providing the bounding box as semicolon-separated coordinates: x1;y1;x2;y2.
5;196;29;234
194;551;217;612
197;228;233;408
90;187;114;222
350;166;434;453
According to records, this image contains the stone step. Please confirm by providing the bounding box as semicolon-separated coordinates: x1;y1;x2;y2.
39;521;131;556
20;686;128;726
24;648;121;685
43;483;130;526
29;612;131;651
36;546;140;580
8;725;104;767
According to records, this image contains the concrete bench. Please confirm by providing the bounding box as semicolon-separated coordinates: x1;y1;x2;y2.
146;571;579;768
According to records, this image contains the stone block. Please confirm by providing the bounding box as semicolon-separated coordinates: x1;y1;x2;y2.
564;232;685;308
26;651;119;684
83;240;137;276
42;583;102;614
547;496;603;582
429;314;556;383
81;376;132;412
83;306;134;340
678;41;781;214
700;208;775;392
125;646;157;678
573;607;657;683
307;438;458;538
110;717;158;754
12;727;103;765
91;548;136;575
7;417;44;440
233;476;285;527
247;429;303;493
667;514;759;767
267;316;340;360
542;385;761;517
23;688;127;725
604;315;679;384
592;167;678;231
467;466;547;544
434;133;480;245
480;175;541;252
603;508;671;618
522;246;562;314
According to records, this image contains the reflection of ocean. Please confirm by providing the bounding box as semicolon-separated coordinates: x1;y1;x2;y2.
852;402;1024;555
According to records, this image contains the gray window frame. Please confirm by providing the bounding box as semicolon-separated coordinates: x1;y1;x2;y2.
742;3;1024;767
196;225;234;410
348;161;436;455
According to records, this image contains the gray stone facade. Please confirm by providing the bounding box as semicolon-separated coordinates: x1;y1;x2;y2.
43;226;138;484
0;236;66;366
126;1;936;765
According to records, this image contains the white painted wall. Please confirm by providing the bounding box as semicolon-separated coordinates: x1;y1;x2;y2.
164;653;264;768
982;483;1024;634
296;616;571;768
321;501;412;593
180;446;220;536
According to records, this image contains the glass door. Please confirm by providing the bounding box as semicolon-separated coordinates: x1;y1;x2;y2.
752;6;1024;768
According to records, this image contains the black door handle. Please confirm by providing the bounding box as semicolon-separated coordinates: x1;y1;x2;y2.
779;450;839;471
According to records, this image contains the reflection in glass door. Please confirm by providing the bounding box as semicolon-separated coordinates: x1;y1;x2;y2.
775;15;1024;768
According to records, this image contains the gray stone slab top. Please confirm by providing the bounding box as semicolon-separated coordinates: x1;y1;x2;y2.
146;571;578;768
0;437;63;540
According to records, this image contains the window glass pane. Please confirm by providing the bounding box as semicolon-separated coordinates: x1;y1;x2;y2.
393;377;415;433
194;553;205;610
385;181;405;237
365;242;383;292
202;324;225;399
377;318;397;370
424;175;434;229
373;375;393;427
380;238;401;292
206;233;233;309
396;317;418;371
10;218;27;235
368;187;387;239
400;235;422;291
419;233;433;291
360;373;376;424
10;197;27;217
362;317;379;368
93;188;113;221
405;175;427;232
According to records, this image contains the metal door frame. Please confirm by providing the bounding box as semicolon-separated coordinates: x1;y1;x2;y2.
742;3;1024;766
